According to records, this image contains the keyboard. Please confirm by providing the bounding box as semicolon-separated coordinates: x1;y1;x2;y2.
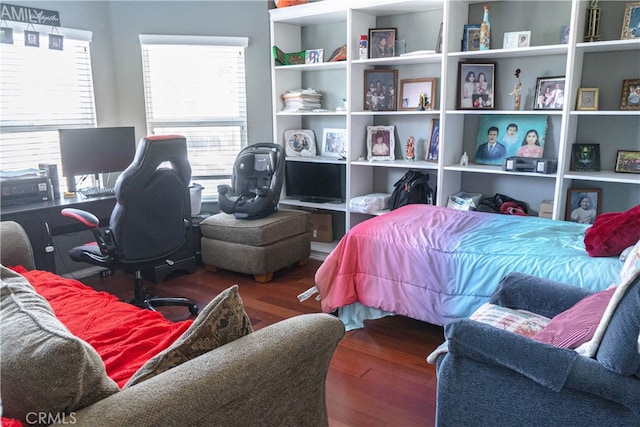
79;187;116;198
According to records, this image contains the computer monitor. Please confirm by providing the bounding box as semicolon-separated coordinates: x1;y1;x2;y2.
285;161;345;203
59;126;136;191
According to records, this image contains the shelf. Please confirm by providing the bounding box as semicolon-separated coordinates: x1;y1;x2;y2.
575;39;640;53
277;110;347;116
274;61;347;71
353;53;442;66
570;110;640;117
449;44;569;59
444;163;557;178
446;110;562;116
352;159;438;170
563;171;640;185
286;156;346;164
280;197;347;212
352;110;439;116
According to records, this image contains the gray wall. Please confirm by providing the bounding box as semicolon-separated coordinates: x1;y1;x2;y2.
20;1;274;143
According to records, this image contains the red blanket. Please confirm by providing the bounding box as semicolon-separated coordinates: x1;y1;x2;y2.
9;266;192;388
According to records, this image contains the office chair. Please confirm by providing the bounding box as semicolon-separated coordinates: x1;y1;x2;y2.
61;134;198;315
217;143;284;219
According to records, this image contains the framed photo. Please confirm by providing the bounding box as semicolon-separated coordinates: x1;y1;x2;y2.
49;34;63;51
321;128;347;158
503;31;531;49
366;125;395;161
619;78;640;110
615;150;640;174
571;143;601;172
1;27;13;45
435;22;443;53
475;114;549;165
305;49;323;64
283;129;316;157
426;119;440;161
364;69;398;111
534;76;565;110
24;30;39;47
458;62;495;110
368;28;396;59
462;24;481;52
576;88;599;111
621;2;640;39
565;189;602;224
399;77;436;111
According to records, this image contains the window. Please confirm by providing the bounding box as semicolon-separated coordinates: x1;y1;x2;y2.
139;35;248;199
0;25;95;184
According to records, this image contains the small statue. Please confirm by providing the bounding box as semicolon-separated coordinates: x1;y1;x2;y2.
460;151;469;166
510;82;522;110
406;136;415;161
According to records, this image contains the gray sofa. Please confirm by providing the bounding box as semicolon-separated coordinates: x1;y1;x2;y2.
435;271;640;426
0;221;345;426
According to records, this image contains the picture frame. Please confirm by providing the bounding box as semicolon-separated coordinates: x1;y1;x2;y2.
368;28;396;59
435;22;443;53
462;24;481;52
24;30;39;47
305;48;323;64
0;27;14;45
399;77;436;111
571;143;601;172
621;2;640;40
321;128;347;158
576;88;599;111
364;69;398;111
615;150;640;174
283;129;316;157
426;119;440;161
619;78;640;110
565;189;602;224
458;62;496;110
503;31;531;49
366;125;395;161
49;34;63;51
534;76;566;110
475;114;549;165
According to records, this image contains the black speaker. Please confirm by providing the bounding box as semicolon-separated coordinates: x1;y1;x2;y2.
39;163;60;198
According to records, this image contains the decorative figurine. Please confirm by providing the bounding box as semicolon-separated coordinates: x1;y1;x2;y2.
460;151;469;166
418;92;430;111
510;68;522;110
406;136;415;161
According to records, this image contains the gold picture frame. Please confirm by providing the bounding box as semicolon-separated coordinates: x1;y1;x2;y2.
621;2;640;40
576;88;599;111
399;77;436;111
620;78;640;110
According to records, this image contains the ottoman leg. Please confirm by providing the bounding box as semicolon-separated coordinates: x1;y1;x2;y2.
205;264;221;272
253;272;274;283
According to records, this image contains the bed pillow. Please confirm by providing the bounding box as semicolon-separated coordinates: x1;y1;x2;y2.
124;284;253;388
531;287;616;349
584;205;640;257
0;265;119;423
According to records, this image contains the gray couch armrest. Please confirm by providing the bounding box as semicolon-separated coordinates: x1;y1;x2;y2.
444;319;639;413
0;221;36;270
61;313;344;427
489;272;594;318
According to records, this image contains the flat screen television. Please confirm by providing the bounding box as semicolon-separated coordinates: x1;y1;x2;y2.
285;161;345;203
59;127;136;191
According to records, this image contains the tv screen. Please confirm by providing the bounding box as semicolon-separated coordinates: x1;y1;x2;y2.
285;161;345;203
59;126;136;186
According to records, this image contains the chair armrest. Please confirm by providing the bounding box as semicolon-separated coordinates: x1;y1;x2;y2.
61;313;344;427
490;272;594;318
0;221;36;270
445;319;578;391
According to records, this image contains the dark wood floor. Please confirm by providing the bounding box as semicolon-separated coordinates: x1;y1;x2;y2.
81;259;444;426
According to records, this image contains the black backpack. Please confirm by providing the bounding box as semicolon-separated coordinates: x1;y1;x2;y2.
389;170;434;210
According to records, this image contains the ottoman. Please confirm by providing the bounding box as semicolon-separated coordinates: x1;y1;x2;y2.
200;209;311;282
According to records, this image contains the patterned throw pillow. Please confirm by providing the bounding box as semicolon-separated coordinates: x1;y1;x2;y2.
124;285;253;388
470;302;550;337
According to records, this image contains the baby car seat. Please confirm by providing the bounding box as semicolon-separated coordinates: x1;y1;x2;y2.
218;143;284;219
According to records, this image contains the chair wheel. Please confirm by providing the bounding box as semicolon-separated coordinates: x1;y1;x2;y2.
189;304;199;315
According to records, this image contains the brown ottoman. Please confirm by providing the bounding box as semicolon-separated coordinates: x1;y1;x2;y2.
200;209;311;282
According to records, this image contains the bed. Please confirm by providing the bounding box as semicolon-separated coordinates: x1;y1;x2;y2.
313;204;625;330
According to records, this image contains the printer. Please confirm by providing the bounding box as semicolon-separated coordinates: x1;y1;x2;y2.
1;175;52;206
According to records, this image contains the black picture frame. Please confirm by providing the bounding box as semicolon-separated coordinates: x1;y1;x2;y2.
571;143;601;172
364;69;398;111
368;28;396;58
615;150;640;174
458;62;496;110
24;30;39;47
534;76;566;110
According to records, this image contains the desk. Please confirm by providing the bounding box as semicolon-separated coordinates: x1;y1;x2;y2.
1;194;196;281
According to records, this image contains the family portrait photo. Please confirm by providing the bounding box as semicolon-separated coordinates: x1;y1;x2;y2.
475;115;549;165
534;77;565;110
364;69;398;111
565;189;602;225
366;125;395;161
458;63;495;109
321;128;346;158
368;28;396;59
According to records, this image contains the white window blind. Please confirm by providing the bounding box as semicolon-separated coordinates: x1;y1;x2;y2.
0;26;95;179
139;35;248;199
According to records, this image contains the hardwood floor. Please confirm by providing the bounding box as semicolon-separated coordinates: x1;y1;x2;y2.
81;259;443;426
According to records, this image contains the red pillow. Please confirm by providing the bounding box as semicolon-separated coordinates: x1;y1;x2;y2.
531;287;615;349
584;205;640;257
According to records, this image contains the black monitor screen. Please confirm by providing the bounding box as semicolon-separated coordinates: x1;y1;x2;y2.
285;161;345;203
59;127;136;179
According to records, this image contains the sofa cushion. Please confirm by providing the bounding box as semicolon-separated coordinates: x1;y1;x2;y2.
532;287;616;349
0;265;119;423
124;284;253;387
